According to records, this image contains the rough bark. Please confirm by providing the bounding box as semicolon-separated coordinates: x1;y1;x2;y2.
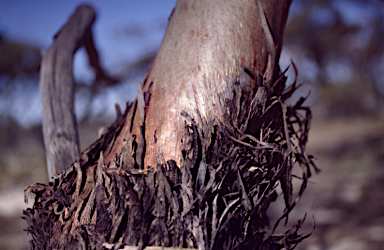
25;1;318;249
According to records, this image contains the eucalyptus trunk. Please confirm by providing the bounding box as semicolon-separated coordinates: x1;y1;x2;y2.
105;0;291;170
24;1;318;249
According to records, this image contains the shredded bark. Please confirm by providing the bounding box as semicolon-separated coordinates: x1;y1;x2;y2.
24;63;318;249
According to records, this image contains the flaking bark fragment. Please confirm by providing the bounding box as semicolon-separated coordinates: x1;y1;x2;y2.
24;61;316;249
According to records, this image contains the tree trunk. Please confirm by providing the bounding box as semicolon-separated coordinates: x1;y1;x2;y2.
40;5;118;179
24;1;318;249
39;5;96;179
104;0;291;169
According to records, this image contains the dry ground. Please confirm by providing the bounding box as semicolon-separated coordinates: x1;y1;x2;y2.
281;114;384;250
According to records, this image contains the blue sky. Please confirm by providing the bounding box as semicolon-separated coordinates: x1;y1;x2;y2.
0;1;176;49
0;0;177;126
0;0;177;75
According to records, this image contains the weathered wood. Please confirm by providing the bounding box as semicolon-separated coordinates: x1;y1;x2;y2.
39;5;116;179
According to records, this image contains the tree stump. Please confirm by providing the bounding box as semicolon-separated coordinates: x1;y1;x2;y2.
24;1;318;249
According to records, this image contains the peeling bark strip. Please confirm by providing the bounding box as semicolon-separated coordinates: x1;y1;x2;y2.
26;0;319;249
24;67;318;249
